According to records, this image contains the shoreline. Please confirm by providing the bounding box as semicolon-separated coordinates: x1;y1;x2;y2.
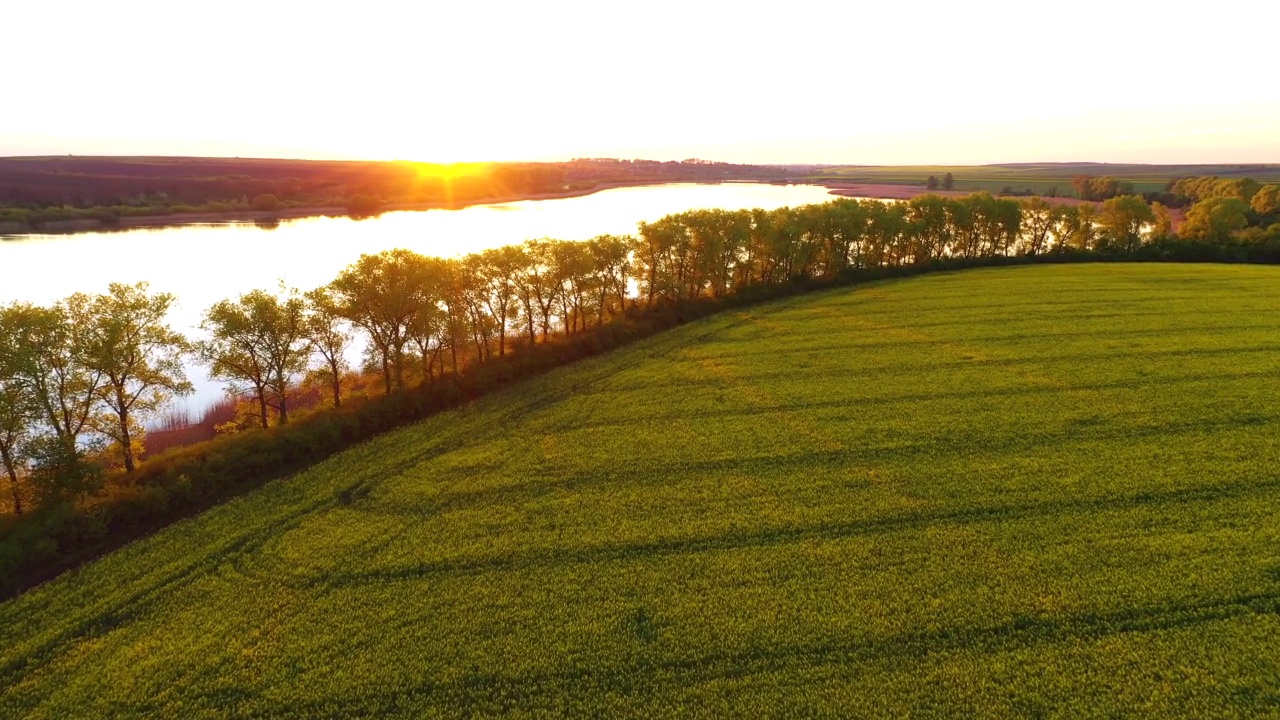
818;181;1186;228
0;179;802;236
3;179;1173;237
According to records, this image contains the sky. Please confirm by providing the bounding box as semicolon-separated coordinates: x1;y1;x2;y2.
3;0;1277;165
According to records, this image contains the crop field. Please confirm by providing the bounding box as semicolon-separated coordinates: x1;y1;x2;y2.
5;264;1280;717
811;163;1280;196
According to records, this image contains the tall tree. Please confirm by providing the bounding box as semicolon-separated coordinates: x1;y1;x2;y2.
477;245;525;357
587;234;632;324
330;250;435;393
3;301;104;447
199;288;309;429
1017;197;1054;255
0;376;33;515
942;172;955;191
304;287;352;408
1097;195;1155;253
0;311;39;514
1181;197;1250;243
78;282;192;472
1251;185;1280;217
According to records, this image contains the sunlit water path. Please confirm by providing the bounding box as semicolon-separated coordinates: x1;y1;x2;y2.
0;183;842;411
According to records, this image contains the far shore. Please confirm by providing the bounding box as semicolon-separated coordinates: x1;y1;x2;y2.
5;180;810;236
0;179;1183;236
820;181;1186;228
0;182;663;236
820;181;1096;205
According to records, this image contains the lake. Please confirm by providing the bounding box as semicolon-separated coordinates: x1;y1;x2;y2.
0;182;844;412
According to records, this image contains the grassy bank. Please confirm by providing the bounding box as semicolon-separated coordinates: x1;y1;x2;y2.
4;263;1280;717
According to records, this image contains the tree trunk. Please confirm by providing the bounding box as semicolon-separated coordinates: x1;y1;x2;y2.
116;386;135;473
257;388;269;429
2;447;21;516
330;358;342;408
120;414;135;472
278;392;288;426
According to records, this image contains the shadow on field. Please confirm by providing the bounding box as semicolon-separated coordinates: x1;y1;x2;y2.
151;584;1280;716
327;474;1280;588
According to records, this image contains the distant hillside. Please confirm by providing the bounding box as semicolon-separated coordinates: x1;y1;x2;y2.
0;156;795;209
5;264;1280;717
813;163;1280;196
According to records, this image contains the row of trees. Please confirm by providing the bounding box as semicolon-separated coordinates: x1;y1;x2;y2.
1072;175;1136;201
4;188;1267;516
925;173;955;191
0;285;191;513
183;193;1187;435
1174;176;1280;243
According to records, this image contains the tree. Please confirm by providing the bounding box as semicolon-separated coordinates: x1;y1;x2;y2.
251;194;281;212
942;172;954;191
0;313;39;514
1017;197;1054;255
2;301;104;448
331;250;437;393
1097;195;1154;253
24;434;103;507
199;287;309;429
1149;202;1173;242
1181;197;1250;242
926;175;939;190
403;257;450;380
1251;185;1280;217
477;245;526;357
587;234;632;324
304;287;352;408
0;377;34;515
77;282;192;472
1055;205;1097;251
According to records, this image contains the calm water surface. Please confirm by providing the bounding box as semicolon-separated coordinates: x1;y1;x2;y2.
0;182;842;411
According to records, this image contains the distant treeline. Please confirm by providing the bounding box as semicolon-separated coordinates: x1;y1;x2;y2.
0;157;792;227
3;186;1280;597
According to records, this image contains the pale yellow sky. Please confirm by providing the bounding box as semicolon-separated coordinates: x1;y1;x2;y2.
3;0;1277;164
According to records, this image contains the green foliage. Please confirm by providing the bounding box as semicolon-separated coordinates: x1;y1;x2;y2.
4;265;1280;716
1182;197;1251;242
1096;195;1155;252
198;287;309;428
1251;184;1280;216
347;194;384;216
1071;175;1135;201
250;193;281;212
78;283;192;472
813;164;1280;198
24;436;104;508
1174;176;1262;204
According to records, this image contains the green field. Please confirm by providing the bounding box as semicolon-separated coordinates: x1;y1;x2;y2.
6;264;1280;717
811;163;1280;196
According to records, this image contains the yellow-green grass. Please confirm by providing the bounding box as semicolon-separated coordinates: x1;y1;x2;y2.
5;264;1280;718
813;163;1280;196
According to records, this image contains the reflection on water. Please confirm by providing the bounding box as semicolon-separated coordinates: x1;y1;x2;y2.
0;182;840;410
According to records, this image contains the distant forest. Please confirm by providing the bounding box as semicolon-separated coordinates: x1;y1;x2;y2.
0;157;795;227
